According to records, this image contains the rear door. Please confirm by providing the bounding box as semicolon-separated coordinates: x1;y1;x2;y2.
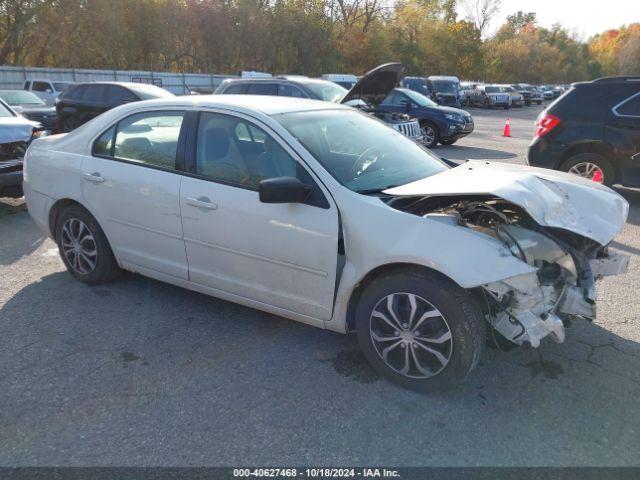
81;109;190;279
179;110;339;320
608;90;640;185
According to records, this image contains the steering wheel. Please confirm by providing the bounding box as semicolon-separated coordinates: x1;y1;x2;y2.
348;146;381;178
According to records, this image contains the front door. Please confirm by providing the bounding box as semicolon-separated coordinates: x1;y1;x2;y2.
81;109;189;279
180;111;339;320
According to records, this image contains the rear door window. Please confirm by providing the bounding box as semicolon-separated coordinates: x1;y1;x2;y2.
278;84;307;98
81;85;107;103
108;86;138;106
246;83;277;96
616;94;640;118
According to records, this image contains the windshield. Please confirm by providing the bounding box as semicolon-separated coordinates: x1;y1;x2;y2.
304;81;347;103
402;89;437;107
431;80;459;94
0;91;45;106
276;109;447;193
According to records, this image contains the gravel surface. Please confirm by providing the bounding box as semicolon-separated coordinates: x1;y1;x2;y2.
1;105;639;466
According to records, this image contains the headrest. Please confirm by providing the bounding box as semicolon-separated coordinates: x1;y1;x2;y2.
204;127;229;160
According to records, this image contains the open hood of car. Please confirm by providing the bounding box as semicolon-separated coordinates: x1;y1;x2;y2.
384;160;629;246
341;63;405;108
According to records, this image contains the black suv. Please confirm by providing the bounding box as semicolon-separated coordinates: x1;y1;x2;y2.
56;82;173;132
527;77;640;187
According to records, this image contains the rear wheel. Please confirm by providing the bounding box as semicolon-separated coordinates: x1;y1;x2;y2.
61;116;79;133
560;153;614;187
55;204;121;285
420;122;440;148
355;270;485;392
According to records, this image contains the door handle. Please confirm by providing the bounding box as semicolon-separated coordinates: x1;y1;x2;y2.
83;172;105;184
186;196;218;210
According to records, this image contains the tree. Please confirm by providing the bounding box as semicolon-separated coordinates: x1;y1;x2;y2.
461;0;501;36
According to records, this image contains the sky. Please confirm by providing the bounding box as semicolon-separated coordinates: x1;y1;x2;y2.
458;0;640;39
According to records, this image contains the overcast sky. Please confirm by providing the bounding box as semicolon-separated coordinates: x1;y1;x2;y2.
459;0;640;39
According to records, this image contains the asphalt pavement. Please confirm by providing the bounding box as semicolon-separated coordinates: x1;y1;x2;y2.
1;105;639;466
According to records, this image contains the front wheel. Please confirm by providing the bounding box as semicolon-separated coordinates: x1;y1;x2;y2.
440;138;457;146
420;123;440;148
355;270;485;392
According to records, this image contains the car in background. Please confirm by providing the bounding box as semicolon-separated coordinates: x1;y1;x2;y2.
0;98;48;198
501;85;524;107
55;82;174;132
0;90;57;130
527;76;640;187
460;82;479;106
426;76;461;107
216;64;423;144
515;84;543;105
23;79;75;106
380;88;474;147
24;95;629;392
539;85;556;100
321;74;358;90
468;85;511;109
401;77;430;97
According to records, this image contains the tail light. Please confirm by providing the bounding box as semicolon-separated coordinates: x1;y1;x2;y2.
535;113;560;138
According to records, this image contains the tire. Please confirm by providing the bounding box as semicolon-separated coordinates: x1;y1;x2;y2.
55;204;122;285
483;98;490;109
61;116;79;133
420;122;440;148
559;152;615;187
355;269;485;392
440;138;457;146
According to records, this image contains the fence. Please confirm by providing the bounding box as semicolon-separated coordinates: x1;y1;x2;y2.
0;66;237;95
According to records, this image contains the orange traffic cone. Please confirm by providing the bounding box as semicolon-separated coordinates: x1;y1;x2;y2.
503;118;512;137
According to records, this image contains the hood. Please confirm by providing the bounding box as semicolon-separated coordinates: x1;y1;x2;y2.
433;105;469;116
341;63;405;108
384;160;629;246
0;116;38;144
15;105;56;114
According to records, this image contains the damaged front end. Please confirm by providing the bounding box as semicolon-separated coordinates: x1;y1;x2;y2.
388;194;629;349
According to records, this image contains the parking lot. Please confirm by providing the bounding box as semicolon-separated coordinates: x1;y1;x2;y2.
1;105;639;466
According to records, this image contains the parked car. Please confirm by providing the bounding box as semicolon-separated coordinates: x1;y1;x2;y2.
460;81;479;106
380;88;474;147
528;76;640;187
24;95;629;391
426;76;461;107
501;85;524;107
23;79;75;105
321;74;358;90
401;76;430;96
0;90;58;130
515;84;543;105
216;64;423;144
56;82;174;132
539;85;556;100
0;99;48;197
468;84;511;109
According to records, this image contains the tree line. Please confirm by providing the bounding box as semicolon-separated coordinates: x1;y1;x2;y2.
1;0;638;83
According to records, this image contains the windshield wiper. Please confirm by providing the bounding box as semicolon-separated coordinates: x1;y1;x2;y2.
355;185;399;195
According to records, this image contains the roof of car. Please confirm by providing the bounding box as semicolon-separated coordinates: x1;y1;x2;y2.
132;94;350;116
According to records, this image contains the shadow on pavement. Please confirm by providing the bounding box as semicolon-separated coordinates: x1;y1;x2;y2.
437;145;518;161
0;200;45;266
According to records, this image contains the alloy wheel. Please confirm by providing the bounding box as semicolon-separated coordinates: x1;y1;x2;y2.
369;292;453;379
421;126;436;146
60;218;98;275
568;161;604;183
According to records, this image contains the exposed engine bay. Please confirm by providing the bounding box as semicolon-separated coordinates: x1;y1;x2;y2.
387;194;630;348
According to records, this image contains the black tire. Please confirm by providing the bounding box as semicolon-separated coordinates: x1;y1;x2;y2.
420;122;440;148
440;138;457;146
355;269;485;393
483;98;490;109
55;204;122;285
559;152;615;187
61;116;79;133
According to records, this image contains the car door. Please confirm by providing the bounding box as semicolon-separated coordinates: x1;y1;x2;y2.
609;90;640;184
180;110;340;321
81;109;190;279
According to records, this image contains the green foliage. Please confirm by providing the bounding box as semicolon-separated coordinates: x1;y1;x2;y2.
0;0;636;82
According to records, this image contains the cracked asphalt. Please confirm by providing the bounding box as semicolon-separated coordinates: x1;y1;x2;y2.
1;106;639;466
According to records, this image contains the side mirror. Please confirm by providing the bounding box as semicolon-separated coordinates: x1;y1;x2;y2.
259;176;312;204
45;89;53;93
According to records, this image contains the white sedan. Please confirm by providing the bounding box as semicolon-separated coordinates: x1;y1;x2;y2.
23;95;629;391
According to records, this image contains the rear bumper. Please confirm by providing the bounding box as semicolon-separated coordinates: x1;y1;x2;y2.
526;137;565;170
